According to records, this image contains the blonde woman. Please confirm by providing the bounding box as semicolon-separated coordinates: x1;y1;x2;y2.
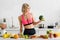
18;3;41;36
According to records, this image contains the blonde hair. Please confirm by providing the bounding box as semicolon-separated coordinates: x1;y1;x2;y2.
22;3;29;12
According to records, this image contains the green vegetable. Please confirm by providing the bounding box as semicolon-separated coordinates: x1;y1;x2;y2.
39;15;43;20
39;15;45;21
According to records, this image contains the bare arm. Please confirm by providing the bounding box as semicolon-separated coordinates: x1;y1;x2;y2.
31;14;41;25
32;17;41;25
18;16;23;33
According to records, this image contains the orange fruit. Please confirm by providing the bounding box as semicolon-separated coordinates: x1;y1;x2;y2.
55;32;60;37
14;34;19;39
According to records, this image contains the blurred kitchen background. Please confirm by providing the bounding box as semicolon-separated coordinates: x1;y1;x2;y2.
0;0;60;28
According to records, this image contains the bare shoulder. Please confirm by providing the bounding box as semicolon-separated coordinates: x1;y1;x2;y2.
18;15;22;21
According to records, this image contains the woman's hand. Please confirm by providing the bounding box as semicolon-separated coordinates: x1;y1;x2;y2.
39;15;45;21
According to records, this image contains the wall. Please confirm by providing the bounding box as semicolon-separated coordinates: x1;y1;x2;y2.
0;0;60;27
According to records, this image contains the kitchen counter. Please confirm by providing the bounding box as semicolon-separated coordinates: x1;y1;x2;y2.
0;27;60;40
0;37;60;40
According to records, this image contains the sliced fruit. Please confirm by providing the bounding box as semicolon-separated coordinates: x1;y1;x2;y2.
49;33;53;38
53;33;58;38
24;35;29;39
39;35;48;39
47;30;53;34
54;32;60;37
13;34;19;39
30;35;37;39
19;34;25;38
44;35;48;39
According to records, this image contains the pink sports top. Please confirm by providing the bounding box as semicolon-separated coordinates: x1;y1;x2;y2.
21;14;33;26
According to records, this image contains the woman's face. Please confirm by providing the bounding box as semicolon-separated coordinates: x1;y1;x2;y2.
25;7;30;13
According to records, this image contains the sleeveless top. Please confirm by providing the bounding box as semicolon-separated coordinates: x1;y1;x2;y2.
21;14;33;26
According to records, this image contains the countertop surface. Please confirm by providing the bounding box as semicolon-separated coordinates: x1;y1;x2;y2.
0;27;60;40
0;37;60;40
